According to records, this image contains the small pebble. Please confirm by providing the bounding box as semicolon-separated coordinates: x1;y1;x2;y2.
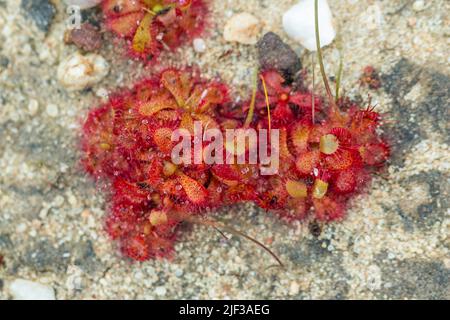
257;32;302;80
0;55;9;68
21;0;56;33
16;223;27;233
57;52;109;91
412;0;425;12
46;104;59;117
193;38;207;53
174;268;184;277
53;195;65;207
155;286;167;296
28;99;39;115
224;13;261;45
289;282;300;295
9;279;55;300
65;23;102;52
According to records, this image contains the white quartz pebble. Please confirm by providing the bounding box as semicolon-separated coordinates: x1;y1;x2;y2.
283;0;336;51
57;52;109;92
224;13;261;45
9;279;56;300
193;38;207;53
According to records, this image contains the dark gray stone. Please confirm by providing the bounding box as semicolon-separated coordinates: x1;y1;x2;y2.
22;239;71;273
332;281;350;300
257;32;302;81
382;59;450;166
73;240;102;273
21;0;56;33
282;238;332;267
379;259;450;299
0;234;13;250
420;72;450;139
0;55;9;68
403;171;448;229
382;59;423;166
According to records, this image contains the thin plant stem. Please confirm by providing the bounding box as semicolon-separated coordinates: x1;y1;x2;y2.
259;74;272;133
314;0;333;102
311;53;316;124
335;52;343;103
185;215;284;268
244;67;259;128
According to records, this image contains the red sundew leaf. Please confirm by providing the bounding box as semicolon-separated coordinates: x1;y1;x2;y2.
152;127;175;154
359;142;390;166
206;178;225;206
196;85;228;113
121;234;151;261
333;169;357;194
108;12;145;37
184;85;210;112
177;172;208;205
132;13;156;54
350;109;380;136
194;113;220;131
161;70;193;107
258;178;289;210
81;105;116;176
144;157;164;187
134;79;160;102
271;103;295;125
329;127;353;146
279;128;294;160
179;112;195;134
158;179;182;198
113;179;149;204
275;197;309;221
289;92;321;112
295;150;320;176
138;90;178;116
152;220;178;239
148;235;176;259
291;124;311;152
106;202;142;239
224;184;258;204
322;149;354;171
313;196;345;222
211;164;241;187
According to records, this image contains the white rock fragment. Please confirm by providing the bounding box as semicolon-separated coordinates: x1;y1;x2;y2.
155;286;167;296
289;282;300;295
95;87;109;102
57;52;109;92
28;99;39;116
46;104;59;117
9;279;56;300
412;0;425;12
224;13;261;45
64;0;102;9
283;0;336;51
193;38;207;53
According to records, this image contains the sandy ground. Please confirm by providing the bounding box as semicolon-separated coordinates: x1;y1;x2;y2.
0;0;449;299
